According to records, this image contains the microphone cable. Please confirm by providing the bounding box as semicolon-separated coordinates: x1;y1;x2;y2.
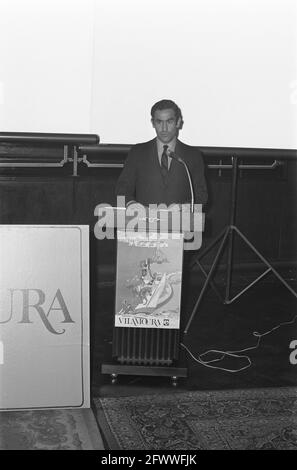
181;311;297;373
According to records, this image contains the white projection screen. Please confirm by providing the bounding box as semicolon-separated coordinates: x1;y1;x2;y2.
1;0;297;148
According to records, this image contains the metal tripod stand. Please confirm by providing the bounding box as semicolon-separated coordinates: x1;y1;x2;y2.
184;154;297;335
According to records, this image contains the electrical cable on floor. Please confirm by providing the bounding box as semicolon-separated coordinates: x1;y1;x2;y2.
181;312;297;373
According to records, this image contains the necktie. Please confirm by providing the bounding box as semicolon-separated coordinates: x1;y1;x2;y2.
161;145;169;177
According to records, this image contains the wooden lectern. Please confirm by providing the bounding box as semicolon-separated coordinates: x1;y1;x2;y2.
100;205;204;384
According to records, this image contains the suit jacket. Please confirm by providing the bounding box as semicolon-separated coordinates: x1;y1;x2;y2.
115;138;208;206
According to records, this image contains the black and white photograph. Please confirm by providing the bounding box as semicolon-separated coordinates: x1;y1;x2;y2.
0;0;296;457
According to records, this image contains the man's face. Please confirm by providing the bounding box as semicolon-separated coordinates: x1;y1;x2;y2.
151;108;181;144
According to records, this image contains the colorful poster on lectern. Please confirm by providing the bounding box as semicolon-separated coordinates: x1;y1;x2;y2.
115;230;184;329
0;225;90;410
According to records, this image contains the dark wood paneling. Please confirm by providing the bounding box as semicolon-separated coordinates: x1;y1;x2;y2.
0;178;74;224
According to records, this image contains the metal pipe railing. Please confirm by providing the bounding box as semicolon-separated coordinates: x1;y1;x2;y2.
0;132;100;174
0;138;296;172
76;144;296;170
0;132;99;145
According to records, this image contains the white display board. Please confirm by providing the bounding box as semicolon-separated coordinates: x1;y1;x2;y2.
0;225;90;410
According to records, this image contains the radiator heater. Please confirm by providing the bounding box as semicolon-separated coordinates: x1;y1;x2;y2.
101;325;187;383
112;327;180;366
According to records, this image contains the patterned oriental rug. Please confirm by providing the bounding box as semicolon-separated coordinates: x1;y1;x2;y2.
0;408;104;450
94;387;297;450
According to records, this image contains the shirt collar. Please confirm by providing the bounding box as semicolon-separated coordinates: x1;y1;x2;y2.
156;137;177;155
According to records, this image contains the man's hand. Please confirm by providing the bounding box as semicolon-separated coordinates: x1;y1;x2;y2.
126;200;146;211
125;201;148;220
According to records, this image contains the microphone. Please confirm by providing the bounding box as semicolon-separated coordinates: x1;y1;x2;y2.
168;150;195;213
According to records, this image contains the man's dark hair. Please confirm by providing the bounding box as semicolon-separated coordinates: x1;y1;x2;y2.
151;99;183;122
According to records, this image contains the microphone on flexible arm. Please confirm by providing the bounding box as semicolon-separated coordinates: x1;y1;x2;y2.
168;150;195;213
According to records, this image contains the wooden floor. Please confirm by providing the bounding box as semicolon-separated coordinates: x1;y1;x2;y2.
91;265;297;399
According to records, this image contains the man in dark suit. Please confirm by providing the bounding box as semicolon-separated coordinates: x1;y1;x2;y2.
115;99;208;207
